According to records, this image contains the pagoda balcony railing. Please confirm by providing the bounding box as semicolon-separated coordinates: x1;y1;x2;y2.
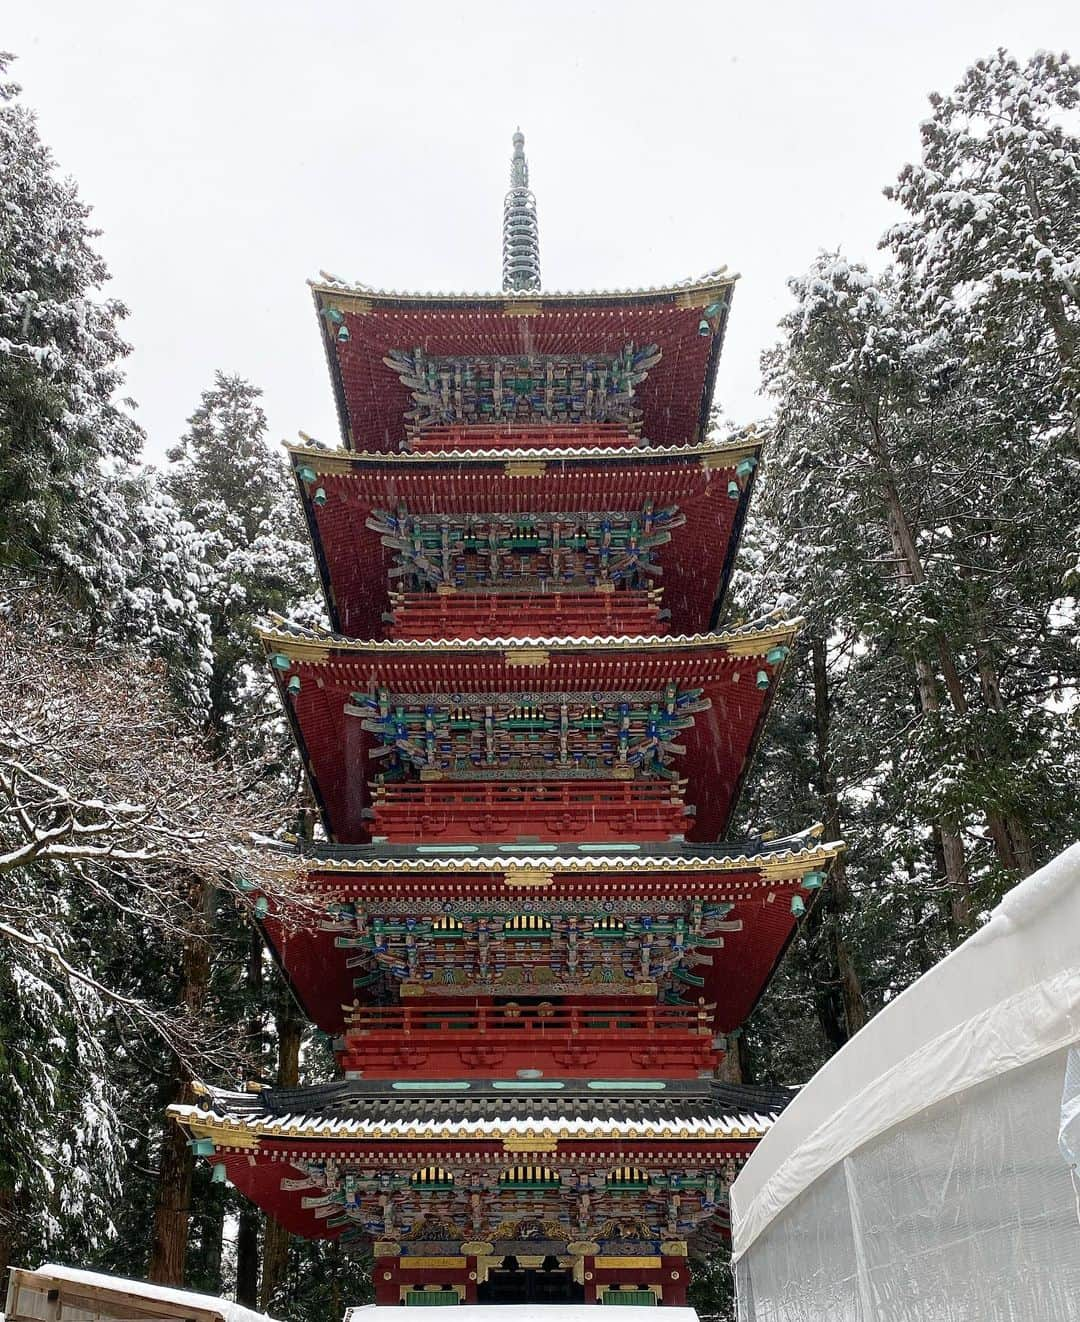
344;1002;713;1037
388;589;666;641
338;1000;718;1078
368;777;690;843
407;422;643;452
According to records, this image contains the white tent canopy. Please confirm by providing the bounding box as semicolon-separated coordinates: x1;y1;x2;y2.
731;841;1080;1321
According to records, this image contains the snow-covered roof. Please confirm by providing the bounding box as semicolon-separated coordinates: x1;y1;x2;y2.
260;612;802;657
301;834;843;879
171;1104;779;1144
169;1077;795;1148
311;269;736;302
26;1266;279;1322
285;432;763;466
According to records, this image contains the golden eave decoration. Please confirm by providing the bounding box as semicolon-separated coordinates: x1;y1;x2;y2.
300;839;844;883
283;433;765;473
258;614;803;665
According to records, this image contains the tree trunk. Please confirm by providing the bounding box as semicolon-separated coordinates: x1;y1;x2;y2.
810;634;867;1037
148;879;214;1283
866;436;974;924
870;421;1038;887
973;637;1038;876
235;929;265;1306
259;1005;303;1311
148;1074;197;1284
0;1182;14;1299
235;1208;260;1307
199;1193;226;1295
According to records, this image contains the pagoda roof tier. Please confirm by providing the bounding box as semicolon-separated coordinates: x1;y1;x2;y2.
311;272;736;451
259;833;841;1036
171;1077;786;1244
173;1076;792;1146
288;436;760;638
299;828;838;877
262;616;799;845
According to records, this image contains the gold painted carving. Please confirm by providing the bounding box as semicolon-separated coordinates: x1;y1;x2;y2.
502;1135;558;1152
594;1256;662;1270
504;869;553;888
324;294;372;315
505;648;550;666
181;1119;257;1151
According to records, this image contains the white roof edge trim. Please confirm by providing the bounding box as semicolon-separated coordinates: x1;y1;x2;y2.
730;841;1080;1261
309;271;737;300
284;435;765;464
260;616;803;653
169;1106;779;1139
303;838;843;874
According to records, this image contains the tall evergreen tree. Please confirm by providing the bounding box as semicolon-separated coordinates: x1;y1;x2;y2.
146;373;318;1292
0;54;143;603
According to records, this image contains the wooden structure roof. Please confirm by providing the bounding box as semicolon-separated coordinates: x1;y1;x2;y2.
261;617;799;845
289;435;761;638
260;834;840;1038
311;272;736;452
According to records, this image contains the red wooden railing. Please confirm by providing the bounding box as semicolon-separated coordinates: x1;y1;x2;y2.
388;589;665;641
344;1002;713;1038
337;1000;720;1078
408;423;642;452
369;778;689;843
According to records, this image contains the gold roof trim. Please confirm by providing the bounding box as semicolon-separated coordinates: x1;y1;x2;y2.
302;840;844;879
284;435;764;473
168;1111;258;1150
259;616;802;663
310;270;738;311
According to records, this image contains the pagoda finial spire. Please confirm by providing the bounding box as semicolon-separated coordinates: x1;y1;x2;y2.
502;128;541;292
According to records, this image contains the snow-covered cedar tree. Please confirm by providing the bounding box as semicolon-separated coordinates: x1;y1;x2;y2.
0;54;143;598
162;372;321;748
886;50;1079;434
885;49;1080;572
0;576;318;1272
0;577;307;1045
734;242;1078;1089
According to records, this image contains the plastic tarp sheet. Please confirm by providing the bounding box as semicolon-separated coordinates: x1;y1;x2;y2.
731;841;1080;1322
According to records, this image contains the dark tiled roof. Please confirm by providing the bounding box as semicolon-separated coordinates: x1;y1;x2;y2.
191;1076;794;1131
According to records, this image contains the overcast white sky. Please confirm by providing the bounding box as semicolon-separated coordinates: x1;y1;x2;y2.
6;1;1076;457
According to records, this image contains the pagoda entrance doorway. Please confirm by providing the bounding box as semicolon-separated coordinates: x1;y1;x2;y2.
477;1258;583;1305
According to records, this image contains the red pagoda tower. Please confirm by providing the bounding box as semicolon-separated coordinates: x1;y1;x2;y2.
171;133;840;1308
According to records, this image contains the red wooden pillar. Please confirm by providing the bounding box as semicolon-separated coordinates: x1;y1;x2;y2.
662;1253;688;1306
464;1256;479;1303
373;1253;398;1304
582;1254;597;1303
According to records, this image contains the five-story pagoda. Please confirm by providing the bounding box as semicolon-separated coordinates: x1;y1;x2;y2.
171;133;841;1308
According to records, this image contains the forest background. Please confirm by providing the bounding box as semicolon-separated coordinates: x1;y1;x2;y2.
0;45;1078;1322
